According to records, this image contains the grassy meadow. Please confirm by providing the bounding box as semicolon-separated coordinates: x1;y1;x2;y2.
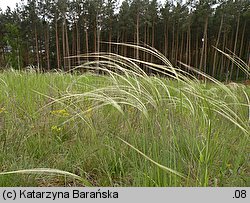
0;47;249;187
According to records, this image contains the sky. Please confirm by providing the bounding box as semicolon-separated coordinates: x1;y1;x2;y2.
0;0;169;11
0;0;172;11
0;0;26;11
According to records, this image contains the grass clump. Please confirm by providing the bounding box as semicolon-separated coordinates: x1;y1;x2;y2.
0;45;249;186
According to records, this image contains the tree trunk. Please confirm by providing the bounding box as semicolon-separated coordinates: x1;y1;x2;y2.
121;31;125;55
72;24;76;66
236;21;246;80
212;15;223;77
180;32;184;65
97;22;101;54
143;24;147;72
97;16;101;69
246;42;250;80
195;33;199;71
136;13;139;60
185;31;188;67
219;32;226;80
116;32;119;55
76;22;80;64
124;31;127;57
175;24;179;66
203;17;208;74
55;19;60;69
62;21;66;70
171;24;175;63
226;31;234;80
188;24;191;67
65;20;71;71
38;35;43;70
108;28;112;53
151;21;155;63
199;17;208;76
96;15;101;72
93;20;97;53
229;14;240;81
45;24;50;70
146;25;150;61
85;20;89;62
35;26;39;69
164;23;168;57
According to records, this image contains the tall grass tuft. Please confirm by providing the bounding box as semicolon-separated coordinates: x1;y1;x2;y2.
0;44;249;186
59;44;249;186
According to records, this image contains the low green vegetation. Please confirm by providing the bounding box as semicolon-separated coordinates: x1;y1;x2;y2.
0;47;249;187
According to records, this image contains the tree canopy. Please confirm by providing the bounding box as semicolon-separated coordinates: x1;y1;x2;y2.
0;0;249;80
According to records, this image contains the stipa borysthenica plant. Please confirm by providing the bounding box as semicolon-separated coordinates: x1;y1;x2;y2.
0;44;249;186
48;43;249;186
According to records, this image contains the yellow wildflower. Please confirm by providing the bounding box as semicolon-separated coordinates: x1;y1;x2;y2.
50;109;70;117
0;107;5;113
51;125;62;132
